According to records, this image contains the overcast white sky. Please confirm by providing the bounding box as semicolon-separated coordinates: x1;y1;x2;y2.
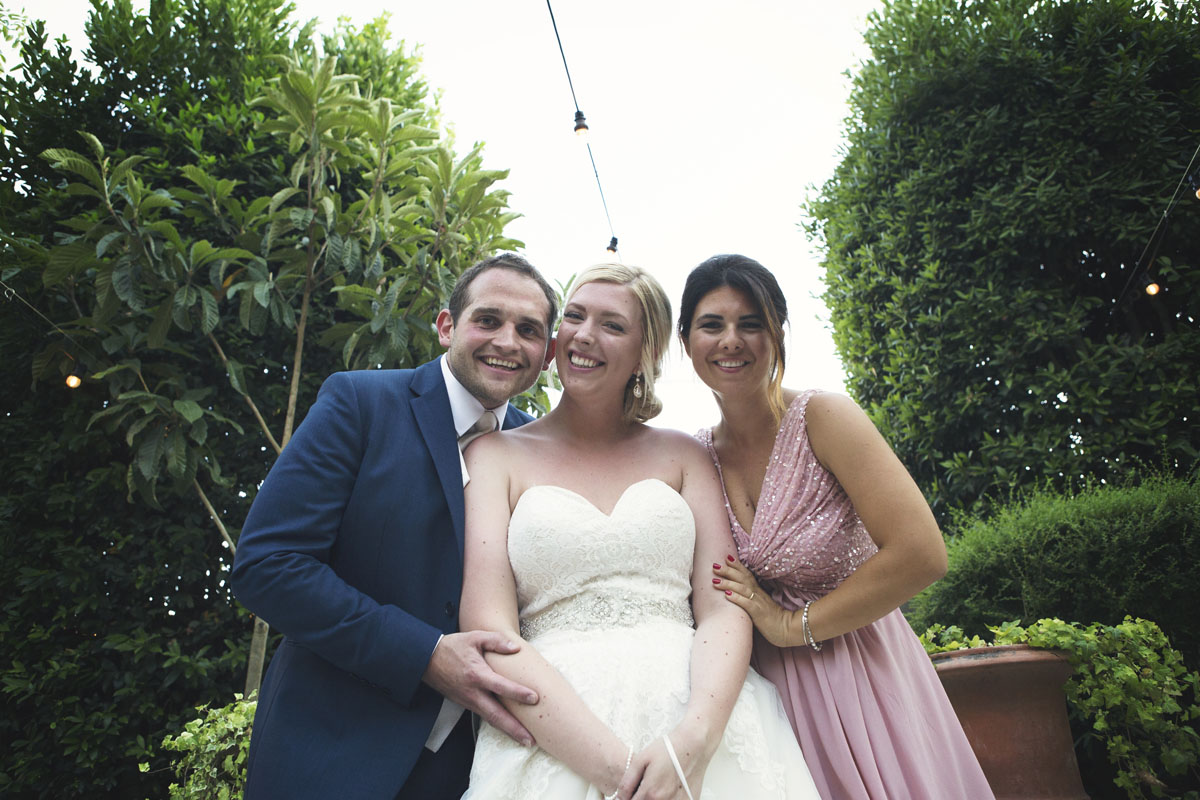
12;0;881;431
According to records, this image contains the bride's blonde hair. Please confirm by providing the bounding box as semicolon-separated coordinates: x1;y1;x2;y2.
567;264;672;424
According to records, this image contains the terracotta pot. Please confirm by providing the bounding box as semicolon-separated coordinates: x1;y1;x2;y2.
931;644;1088;800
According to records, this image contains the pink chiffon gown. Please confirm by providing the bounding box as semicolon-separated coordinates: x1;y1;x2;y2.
699;390;994;800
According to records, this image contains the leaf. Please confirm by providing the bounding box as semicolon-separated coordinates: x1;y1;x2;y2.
77;130;104;160
95;231;126;259
107;154;147;189
172;285;196;330
318;196;335;230
44;241;94;288
268;186;302;215
226;358;248;396
166;428;188;479
253;281;271;308
172;399;205;424
111;262;144;310
147;295;174;348
342;328;361;369
138;190;179;214
41;149;104;191
135;425;165;481
199;290;219;334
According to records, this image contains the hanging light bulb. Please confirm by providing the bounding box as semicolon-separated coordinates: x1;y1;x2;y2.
1141;273;1161;296
65;369;82;389
606;236;618;254
573;110;589;137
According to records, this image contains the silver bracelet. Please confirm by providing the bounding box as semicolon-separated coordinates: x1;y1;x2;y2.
602;747;633;800
802;600;823;652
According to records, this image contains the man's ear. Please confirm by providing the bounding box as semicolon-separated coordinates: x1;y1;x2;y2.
541;337;556;370
435;309;455;348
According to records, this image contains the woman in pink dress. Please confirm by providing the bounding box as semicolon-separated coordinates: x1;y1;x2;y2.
682;254;994;799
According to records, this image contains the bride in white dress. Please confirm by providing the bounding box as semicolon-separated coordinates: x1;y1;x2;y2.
460;264;818;800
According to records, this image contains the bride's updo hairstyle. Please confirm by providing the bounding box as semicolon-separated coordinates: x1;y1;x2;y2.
679;254;790;423
568;263;672;424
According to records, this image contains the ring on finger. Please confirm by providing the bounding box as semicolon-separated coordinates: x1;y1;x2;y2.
749;590;756;601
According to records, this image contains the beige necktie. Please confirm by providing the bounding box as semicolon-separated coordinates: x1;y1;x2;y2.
458;410;498;450
457;410;498;489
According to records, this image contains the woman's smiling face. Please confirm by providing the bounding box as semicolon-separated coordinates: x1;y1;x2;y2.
684;285;773;396
556;280;644;399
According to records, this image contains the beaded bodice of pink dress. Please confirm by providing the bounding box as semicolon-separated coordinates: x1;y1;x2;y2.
700;390;994;800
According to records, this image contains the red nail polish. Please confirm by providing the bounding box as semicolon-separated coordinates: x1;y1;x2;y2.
712;563;721;570
712;578;721;584
725;590;733;595
726;554;735;562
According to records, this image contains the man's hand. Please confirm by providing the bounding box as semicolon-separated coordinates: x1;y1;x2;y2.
422;630;539;746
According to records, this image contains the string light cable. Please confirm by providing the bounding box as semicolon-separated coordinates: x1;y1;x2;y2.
545;0;620;257
1109;139;1200;316
1;275;97;377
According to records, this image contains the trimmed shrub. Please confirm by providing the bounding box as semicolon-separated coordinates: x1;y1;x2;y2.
908;475;1200;668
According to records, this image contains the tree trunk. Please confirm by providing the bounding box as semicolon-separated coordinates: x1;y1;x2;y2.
243;616;271;698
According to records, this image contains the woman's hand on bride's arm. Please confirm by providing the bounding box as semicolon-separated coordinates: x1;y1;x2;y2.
711;557;797;648
619;728;710;800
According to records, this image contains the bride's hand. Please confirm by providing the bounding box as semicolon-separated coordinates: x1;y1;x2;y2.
712;556;793;647
619;728;710;800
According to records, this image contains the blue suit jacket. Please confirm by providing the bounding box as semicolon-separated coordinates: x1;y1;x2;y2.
231;361;532;798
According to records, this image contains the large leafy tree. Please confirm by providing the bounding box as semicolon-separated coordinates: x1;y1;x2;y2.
807;0;1200;522
0;2;535;796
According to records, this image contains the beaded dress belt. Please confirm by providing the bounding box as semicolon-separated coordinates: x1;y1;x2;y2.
519;591;694;641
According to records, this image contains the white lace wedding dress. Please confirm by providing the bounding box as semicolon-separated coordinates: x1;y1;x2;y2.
463;478;818;799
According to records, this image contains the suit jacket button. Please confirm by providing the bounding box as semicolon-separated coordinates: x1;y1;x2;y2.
444;601;457;617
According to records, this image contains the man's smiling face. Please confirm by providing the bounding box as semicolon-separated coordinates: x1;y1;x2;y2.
436;267;555;408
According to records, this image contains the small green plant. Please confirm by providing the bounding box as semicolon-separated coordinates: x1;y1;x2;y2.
921;617;1200;799
157;695;256;799
916;622;990;654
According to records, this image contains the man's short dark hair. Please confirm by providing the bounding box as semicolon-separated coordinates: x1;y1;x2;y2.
448;253;558;337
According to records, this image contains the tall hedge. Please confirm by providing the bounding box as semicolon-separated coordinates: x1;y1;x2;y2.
806;0;1200;521
907;474;1200;669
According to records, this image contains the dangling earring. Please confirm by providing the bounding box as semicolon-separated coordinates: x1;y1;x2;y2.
632;373;644;399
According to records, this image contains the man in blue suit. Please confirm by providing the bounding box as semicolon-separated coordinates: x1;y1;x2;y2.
232;253;558;799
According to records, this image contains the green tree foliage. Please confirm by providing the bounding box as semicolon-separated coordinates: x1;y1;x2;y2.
1;1;536;796
806;0;1200;520
907;474;1200;669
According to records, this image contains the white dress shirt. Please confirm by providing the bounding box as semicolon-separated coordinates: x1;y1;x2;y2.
424;356;509;751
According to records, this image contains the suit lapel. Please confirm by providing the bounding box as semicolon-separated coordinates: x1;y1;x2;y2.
501;405;530;431
410;360;467;557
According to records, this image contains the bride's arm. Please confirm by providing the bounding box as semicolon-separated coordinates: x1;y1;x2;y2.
460;436;632;795
622;435;752;800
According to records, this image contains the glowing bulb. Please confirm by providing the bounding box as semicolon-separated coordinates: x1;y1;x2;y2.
606;236;618;254
1145;280;1160;296
573;110;589;137
65;373;82;389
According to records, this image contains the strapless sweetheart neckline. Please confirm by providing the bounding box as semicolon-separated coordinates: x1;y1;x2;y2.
516;477;678;518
